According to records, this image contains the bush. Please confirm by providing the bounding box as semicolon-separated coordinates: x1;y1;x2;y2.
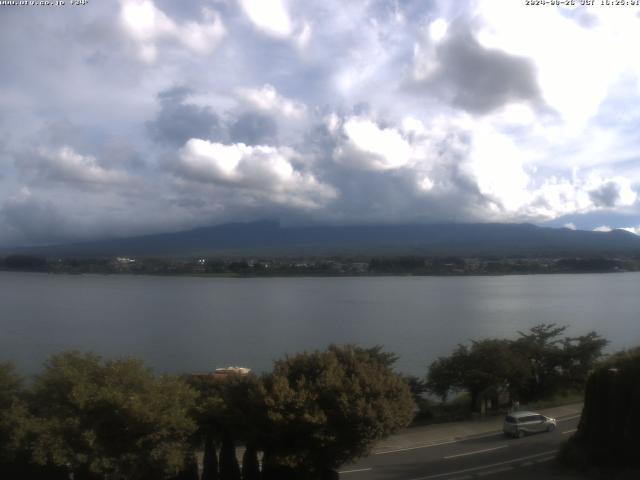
559;347;640;470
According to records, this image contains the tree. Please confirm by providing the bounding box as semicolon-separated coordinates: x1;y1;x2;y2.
241;444;260;480
426;346;468;402
0;362;29;462
219;432;241;480
515;324;568;400
29;351;197;480
426;325;609;411
260;344;414;476
201;431;219;480
170;453;199;480
559;346;640;469
187;373;264;480
0;362;52;478
427;340;529;413
560;332;608;391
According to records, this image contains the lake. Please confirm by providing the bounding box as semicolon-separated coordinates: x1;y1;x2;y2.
1;271;639;376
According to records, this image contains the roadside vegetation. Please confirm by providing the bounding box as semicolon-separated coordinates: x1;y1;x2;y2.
0;345;413;480
557;346;640;478
0;325;615;478
420;324;607;419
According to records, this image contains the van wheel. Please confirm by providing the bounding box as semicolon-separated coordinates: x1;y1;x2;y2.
517;430;525;438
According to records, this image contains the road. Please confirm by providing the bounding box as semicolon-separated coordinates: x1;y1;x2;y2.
339;414;581;480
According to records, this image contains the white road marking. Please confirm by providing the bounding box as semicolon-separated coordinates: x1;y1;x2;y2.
374;432;505;456
444;445;508;459
534;456;555;463
406;450;557;480
461;431;504;441
559;414;581;421
562;428;577;435
477;466;514;476
373;411;580;456
375;439;458;455
338;467;372;474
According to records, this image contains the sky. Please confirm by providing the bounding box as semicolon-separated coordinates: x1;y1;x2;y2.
1;0;640;246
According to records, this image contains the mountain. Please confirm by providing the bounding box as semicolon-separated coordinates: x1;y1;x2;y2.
5;220;640;258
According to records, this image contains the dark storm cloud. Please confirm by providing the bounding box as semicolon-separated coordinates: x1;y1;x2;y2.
410;24;544;114
146;87;222;146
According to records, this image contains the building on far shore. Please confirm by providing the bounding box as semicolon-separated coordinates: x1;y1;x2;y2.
190;366;251;380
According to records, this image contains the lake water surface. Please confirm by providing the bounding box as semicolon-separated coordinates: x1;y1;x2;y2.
2;271;639;376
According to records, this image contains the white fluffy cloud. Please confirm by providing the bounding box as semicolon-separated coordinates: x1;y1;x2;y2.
333;117;414;171
474;1;640;129
236;84;306;119
620;226;640;235
239;0;293;37
177;139;336;208
119;0;225;62
31;147;131;186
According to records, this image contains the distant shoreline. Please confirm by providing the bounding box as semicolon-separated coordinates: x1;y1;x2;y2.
1;268;637;279
2;252;639;277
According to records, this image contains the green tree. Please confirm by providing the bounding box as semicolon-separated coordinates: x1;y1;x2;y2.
170;452;199;480
427;325;608;411
515;324;568;400
29;351;197;480
187;373;265;480
261;344;414;476
425;347;467;402
559;332;608;391
427;340;529;413
0;362;30;462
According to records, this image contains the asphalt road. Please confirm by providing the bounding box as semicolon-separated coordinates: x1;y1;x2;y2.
339;414;581;480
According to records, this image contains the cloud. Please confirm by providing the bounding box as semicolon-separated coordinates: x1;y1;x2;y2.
620;226;640;235
22;147;131;186
0;188;69;245
176;139;337;208
410;22;543;114
146;87;221;146
474;0;640;128
564;222;577;230
2;0;640;246
333;116;413;171
239;0;293;37
237;84;306;119
229;112;278;146
593;225;612;232
588;178;637;208
119;0;225;62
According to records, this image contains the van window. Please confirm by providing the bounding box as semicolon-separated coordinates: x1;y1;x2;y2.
505;416;517;423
